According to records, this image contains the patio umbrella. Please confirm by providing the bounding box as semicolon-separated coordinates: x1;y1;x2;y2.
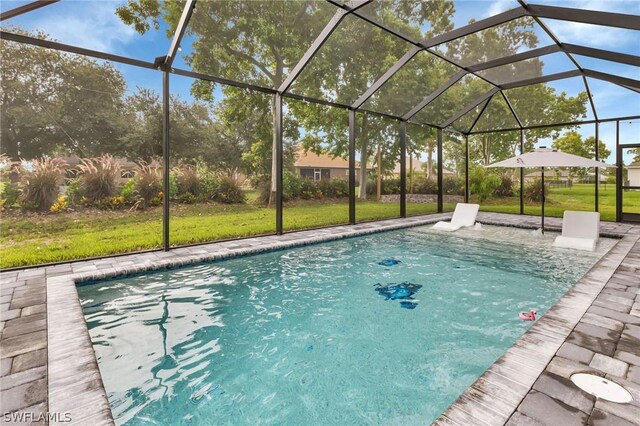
486;147;615;233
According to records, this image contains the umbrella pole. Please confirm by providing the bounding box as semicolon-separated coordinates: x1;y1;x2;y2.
541;167;545;234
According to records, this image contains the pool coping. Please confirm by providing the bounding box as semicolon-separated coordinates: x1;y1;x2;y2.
1;212;638;425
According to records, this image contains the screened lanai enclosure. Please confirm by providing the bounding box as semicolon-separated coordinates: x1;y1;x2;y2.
0;0;638;268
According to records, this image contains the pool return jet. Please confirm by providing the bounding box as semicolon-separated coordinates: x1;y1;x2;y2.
486;148;615;234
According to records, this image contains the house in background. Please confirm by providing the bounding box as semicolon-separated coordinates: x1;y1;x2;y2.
525;169;572;182
56;155;138;183
294;149;366;183
295;150;457;183
628;162;640;186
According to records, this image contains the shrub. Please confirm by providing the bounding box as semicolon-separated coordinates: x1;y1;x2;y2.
168;172;179;200
255;176;272;205
200;169;220;201
1;180;21;208
492;174;516;198
173;165;200;197
95;195;126;210
134;160;162;209
366;177;401;196
119;178;136;205
383;178;401;195
332;178;348;198
50;196;68;213
76;155;122;204
212;177;245;204
469;167;500;202
176;192;197;204
317;178;348;198
524;178;549;203
64;177;82;205
413;177;437;195
300;178;319;199
283;171;302;201
442;176;464;195
19;157;66;211
367;177;386;197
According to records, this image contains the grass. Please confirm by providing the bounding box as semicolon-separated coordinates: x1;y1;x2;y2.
476;184;640;222
2;184;638;268
0;200;438;268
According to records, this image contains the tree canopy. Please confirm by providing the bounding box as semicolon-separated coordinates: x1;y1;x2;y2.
0;30;128;160
552;130;611;161
1;1;596;195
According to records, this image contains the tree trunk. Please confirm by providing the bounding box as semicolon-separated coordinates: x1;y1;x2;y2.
427;148;433;180
376;144;382;201
358;115;369;200
268;95;277;208
482;135;490;166
409;156;413;194
267;60;283;208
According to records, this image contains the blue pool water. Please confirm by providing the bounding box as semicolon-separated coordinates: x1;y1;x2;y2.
78;225;610;425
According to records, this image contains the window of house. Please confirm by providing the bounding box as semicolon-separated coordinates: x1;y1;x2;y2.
300;168;314;180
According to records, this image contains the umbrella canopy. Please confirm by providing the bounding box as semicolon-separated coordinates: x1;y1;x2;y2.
485;147;615;234
486;147;615;169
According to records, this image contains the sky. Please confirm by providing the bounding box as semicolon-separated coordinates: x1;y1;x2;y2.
1;0;639;161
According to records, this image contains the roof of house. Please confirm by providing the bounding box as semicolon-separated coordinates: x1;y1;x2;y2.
392;158;425;174
294;149;363;169
628;161;640;169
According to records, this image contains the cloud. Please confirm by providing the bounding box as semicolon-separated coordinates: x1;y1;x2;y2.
530;0;640;52
484;0;518;18
568;0;640;14
542;19;639;53
27;2;138;54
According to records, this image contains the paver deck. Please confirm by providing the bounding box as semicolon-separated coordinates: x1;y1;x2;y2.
1;212;639;425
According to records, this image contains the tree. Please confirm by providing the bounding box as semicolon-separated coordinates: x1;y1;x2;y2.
120;87;250;176
116;0;454;201
117;0;337;204
0;29;129;160
115;1;591;201
552;130;611;180
444;16;589;167
552;131;611;160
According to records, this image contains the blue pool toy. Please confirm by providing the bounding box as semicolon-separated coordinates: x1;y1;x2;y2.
374;282;422;300
374;282;422;309
400;301;418;309
378;258;401;267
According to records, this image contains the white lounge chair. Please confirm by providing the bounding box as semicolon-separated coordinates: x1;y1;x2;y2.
553;211;600;251
432;203;479;232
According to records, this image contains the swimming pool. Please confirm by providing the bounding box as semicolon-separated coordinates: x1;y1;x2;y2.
78;225;612;425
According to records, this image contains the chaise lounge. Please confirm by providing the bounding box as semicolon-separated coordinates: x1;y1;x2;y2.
432;203;480;232
553;211;600;251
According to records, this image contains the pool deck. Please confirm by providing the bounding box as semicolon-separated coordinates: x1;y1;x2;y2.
0;212;639;425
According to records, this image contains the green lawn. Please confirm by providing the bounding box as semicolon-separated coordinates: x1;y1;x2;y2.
0;200;439;268
475;184;640;222
2;185;639;269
